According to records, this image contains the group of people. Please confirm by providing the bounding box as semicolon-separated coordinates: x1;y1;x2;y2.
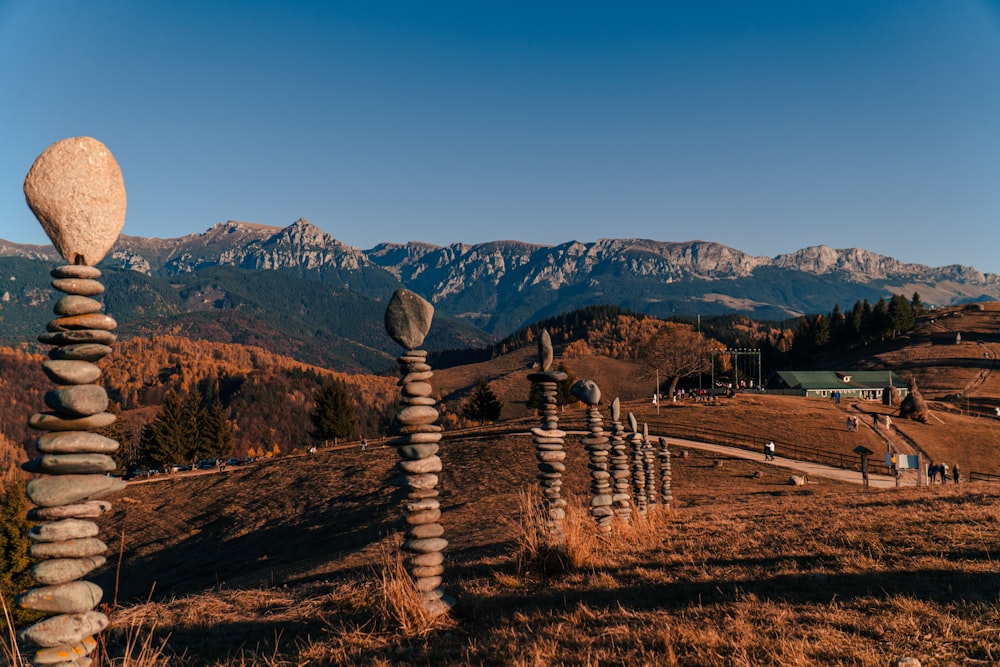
845;415;861;431
928;461;959;484
763;440;775;461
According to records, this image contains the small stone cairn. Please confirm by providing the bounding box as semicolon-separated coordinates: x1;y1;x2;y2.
384;289;451;617
527;330;568;538
658;437;673;509
569;380;613;533
607;398;632;520
17;137;128;666
627;412;648;516
642;423;658;508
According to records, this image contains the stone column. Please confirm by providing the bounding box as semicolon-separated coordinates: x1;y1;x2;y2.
658;437;673;509
570;380;612;533
627;412;647;516
17;137;128;666
608;398;632;520
527;330;568;538
384;289;450;617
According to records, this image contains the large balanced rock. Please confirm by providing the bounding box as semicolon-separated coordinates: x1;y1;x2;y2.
23;136;126;266
384;289;434;350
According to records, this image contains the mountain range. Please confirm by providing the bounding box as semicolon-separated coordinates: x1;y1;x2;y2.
2;218;998;371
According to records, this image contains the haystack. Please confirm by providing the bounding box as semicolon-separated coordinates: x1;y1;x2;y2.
898;376;929;423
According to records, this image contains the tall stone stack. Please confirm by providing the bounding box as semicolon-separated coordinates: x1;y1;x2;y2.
17;137;128;666
569;380;613;533
627;412;648;516
607;398;632;520
642;423;658;508
658;437;673;509
384;289;451;617
527;330;568;538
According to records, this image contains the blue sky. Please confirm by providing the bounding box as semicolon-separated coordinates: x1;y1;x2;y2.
2;1;999;273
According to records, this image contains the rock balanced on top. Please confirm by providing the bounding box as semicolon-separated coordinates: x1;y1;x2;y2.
17;136;127;667
570;379;614;533
384;289;451;617
607;398;632;520
527;330;568;538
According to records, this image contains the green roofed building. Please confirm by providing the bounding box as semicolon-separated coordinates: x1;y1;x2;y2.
775;370;909;400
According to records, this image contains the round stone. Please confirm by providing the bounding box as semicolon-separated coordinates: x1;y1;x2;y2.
397;455;442;475
539;462;566;473
406;522;445;539
396;424;442;435
395;443;440;460
403;537;448;554
384;288;434;350
48;344;112;362
29;519;99;542
52;265;101;280
402;396;436;406
531;427;566;438
392;432;441;446
23;136;126;267
41;361;102;385
570;379;601;405
401;381;433;398
36;432;119;454
406;488;439;500
38;330;117;346
590;494;613;507
29;412;116;432
48;313;116;332
400;362;431;373
19;611;108;649
54;296;103;317
395;405;438;427
28;501;112;521
401;473;438;491
411;564;445;578
26;475;125;507
28;539;108;560
17;581;103;614
38;454;117;475
399;371;433;386
406;508;442;525
404;498;440;513
537;451;566;462
30;557;107;586
51;278;106;297
413;576;443;592
44;386;109;418
407;551;444;568
31;635;97;664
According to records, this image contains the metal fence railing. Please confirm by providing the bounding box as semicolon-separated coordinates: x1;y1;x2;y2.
969;471;1000;483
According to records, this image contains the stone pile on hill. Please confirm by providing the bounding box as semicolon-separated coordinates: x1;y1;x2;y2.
528;330;569;538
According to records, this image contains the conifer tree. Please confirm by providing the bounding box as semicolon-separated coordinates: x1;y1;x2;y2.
198;396;235;460
462;376;503;424
140;391;197;468
0;484;38;628
310;380;355;444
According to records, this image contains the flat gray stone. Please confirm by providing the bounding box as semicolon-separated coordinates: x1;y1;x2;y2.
384;289;434;350
41;361;102;385
28;538;108;560
395;443;440;460
401;473;438;491
405;508;442;525
23;136;126;267
395;405;438;427
407;522;445;539
38;330;117;346
54;296;103;317
31;635;97;664
403;537;448;554
36;432;119;454
29;519;99;542
29;501;112;521
30;557;107;586
28;411;116;432
51;278;105;296
19;610;108;648
398;455;442;475
404;498;439;512
570;379;601;405
17;580;103;614
407;551;444;568
44;386;109;418
52;265;101;280
37;454;117;475
411;563;445;578
401;380;433;398
48;344;112;362
611;397;621;422
26;475;125;507
47;313;116;332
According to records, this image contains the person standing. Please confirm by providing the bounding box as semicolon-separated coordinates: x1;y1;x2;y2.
846;416;853;432
953;463;961;484
940;462;949;484
766;441;775;461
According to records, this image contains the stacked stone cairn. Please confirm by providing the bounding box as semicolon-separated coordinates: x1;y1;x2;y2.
15;137;128;667
384;289;451;617
527;330;568;538
569;380;613;533
658;437;673;509
642;423;658;508
607;398;632;520
627;412;648;516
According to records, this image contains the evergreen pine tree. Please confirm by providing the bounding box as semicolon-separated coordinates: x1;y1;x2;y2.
310;380;355;444
140;391;197;468
0;484;39;628
462;377;503;424
198;397;235;460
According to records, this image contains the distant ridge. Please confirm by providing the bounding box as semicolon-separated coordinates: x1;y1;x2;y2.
1;219;998;348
